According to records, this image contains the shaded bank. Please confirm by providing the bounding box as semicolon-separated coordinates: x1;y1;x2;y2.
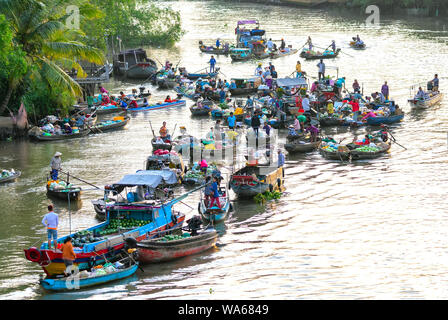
219;0;447;16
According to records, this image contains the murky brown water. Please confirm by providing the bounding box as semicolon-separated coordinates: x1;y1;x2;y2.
1;0;448;299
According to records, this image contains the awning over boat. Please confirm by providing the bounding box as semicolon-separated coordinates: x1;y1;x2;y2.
113;170;178;188
275;78;308;87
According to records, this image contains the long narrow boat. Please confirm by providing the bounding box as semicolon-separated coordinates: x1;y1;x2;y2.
349;41;366;50
198;184;231;224
229;164;284;198
92;104;123;115
408;91;444;109
269;48;299;59
190;100;213;116
0;170;21;184
199;41;230;55
30;128;91;141
125;100;186;113
137;226;218;263
46;179;82;201
151;137;173;151
24;171;188;276
300;48;341;60
90;117;130;133
319;140;391;161
39;252;139;291
173;86;201;101
366;114;404;125
284;139;321;153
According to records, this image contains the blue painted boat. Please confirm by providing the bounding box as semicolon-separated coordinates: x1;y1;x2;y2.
125;100;186;112
39;258;139;291
186;72;218;80
198;183;231;224
366;114;404;125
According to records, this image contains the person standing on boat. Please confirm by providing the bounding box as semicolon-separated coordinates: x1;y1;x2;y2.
216;38;220;49
302;95;311;114
295;61;302;78
159;122;169;140
277;149;285;168
267;39;274;51
224;43;229;54
280;38;286;50
251;112;261;138
209;56;217;73
305;36;313;51
330;40;336;53
254;63;263;76
227;112;236;130
62;236;76;276
317;59;325;81
432;74;439;91
381;81;389;101
349;99;360;122
50;152;62;180
42;204;59;251
129;97;138;108
335;77;346;96
209;176;221;209
353;79;361;93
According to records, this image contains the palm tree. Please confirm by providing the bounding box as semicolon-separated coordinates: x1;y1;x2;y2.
0;0;104;114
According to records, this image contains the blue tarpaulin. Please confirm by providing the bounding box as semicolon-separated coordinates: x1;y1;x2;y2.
113;170;178;188
275;78;308;88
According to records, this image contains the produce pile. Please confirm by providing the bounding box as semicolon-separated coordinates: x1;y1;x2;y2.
254;191;282;204
1;169;16;178
355;145;379;152
99;218;149;235
321;143;339;152
184;164;219;181
71;230;105;248
95;119;123;127
47;180;75;191
159;232;191;242
78;261;125;278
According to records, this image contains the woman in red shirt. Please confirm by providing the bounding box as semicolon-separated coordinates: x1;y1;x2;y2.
349;99;360;121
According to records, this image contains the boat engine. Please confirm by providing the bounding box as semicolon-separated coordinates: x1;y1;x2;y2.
186;215;203;236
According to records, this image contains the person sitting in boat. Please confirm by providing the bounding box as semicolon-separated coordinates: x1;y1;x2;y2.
165;95;173;103
310;81;319;93
75;114;86;128
354;134;370;146
128;98;138;108
280;38;286;50
165;60;172;70
414;87;428;100
119;91;127;100
63;123;72;134
394;105;403;115
99;86;108;95
199;159;208;174
362;110;377;121
142;98;149;108
288;125;298;136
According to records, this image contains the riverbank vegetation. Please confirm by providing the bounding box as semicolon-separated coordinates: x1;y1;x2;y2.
0;0;183;120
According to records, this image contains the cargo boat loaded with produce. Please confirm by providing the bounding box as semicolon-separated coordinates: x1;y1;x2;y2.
24;171;191;276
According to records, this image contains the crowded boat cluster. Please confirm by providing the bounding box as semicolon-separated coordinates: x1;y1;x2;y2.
3;19;442;292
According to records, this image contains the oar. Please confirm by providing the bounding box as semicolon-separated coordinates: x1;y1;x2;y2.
383;127;407;150
218;70;227;78
58;170;103;190
148;119;156;138
339;50;354;58
172;123;177;138
192;67;208;74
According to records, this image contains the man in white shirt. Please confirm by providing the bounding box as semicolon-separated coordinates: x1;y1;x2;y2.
317;59;325;80
302;95;310;112
266;38;274;51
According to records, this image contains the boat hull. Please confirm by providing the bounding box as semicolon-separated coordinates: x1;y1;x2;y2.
284;140;320;153
126;100;186;112
0;171;21;184
137;229;218;263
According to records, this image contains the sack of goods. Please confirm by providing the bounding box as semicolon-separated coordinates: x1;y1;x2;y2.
1;169;14;178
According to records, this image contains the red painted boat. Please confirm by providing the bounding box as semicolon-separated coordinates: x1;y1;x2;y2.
136;227;218;264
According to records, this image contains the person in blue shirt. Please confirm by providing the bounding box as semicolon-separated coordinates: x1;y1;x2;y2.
245;96;254;108
432;74;439;91
230;80;237;89
335;77;346;96
209;176;221;208
216;38;220;49
227;112;236;130
352;92;366;103
209;56;217;73
219;88;226;103
263;122;271;136
277;149;285;168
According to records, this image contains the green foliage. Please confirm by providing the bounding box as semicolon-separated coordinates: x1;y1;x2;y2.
254;191;282;204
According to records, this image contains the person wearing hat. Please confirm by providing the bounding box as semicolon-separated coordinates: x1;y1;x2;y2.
280;38;286;50
164;95;173;103
254;63;263;76
50;152;62;180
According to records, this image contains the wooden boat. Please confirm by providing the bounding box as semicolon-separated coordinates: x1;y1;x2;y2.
137;225;218;263
284;139;321;153
90;116;130;133
0;170;21;184
39;251;139;291
300;48;341;60
366;114;404;125
319;140;391;161
125;100;186;113
229;77;260;96
269;48;299;59
92;104;122;115
145;152;185;184
156;75;179;89
408;91;444;109
92;199;107;221
198;183;231;224
349;41;366;50
46;178;82;201
113;48;158;79
190;100;213;116
199;41;230;55
25;170;188;276
151;137;173;151
230;165;284;198
30;128;91;141
173;86;200;101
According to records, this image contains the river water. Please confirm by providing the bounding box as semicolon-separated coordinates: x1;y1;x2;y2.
1;0;448;300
